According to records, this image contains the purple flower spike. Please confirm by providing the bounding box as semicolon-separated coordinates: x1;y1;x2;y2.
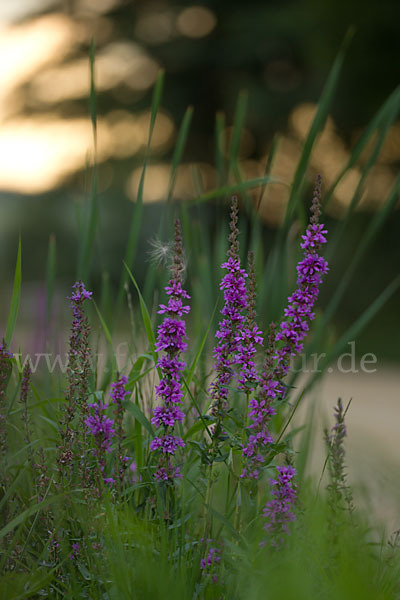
242;176;328;480
150;220;190;482
85;391;116;488
58;281;92;475
110;375;129;404
236;251;264;393
263;465;297;544
210;198;248;445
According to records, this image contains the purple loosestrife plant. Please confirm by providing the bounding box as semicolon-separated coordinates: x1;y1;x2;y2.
324;398;354;519
0;340;12;464
235;252;263;393
263;464;297;544
19;364;34;470
210;197;247;453
150;220;190;483
58;282;92;477
241;326;278;480
242;176;328;480
200;540;222;583
110;375;129;485
86;392;115;490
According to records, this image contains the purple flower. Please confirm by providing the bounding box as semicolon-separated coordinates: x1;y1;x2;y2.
154;463;182;482
68;281;92;332
200;542;222;581
151;405;185;428
155;378;184;404
241;176;328;480
150;220;190;482
85;401;115;454
273;176;328;372
0;340;13;459
69;542;80;561
110;375;129;404
85;391;116;489
150;434;185;455
155;318;188;353
158;298;190;316
263;465;297;543
109;375;129;486
210;198;248;442
58;281;92;475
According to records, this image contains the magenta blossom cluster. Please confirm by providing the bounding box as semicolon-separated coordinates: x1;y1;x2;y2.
235;325;263;391
85;394;115;485
242;177;328;480
68;281;93;331
241;347;279;479
66;280;92;406
150;220;190;482
110;375;129;404
211;257;248;403
0;340;13;458
274;179;328;378
263;465;297;542
235;252;264;392
210;199;248;440
200;543;222;582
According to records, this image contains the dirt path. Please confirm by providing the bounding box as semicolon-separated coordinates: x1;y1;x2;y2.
292;364;400;532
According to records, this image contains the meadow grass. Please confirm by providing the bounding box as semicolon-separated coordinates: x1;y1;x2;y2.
1;44;400;599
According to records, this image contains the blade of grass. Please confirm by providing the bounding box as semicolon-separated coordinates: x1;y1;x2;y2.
256;134;279;212
275;389;306;445
184;299;218;399
124;262;159;376
283;29;353;229
143;105;194;303
45;233;56;330
323;85;400;209
167;106;193;203
313;173;400;349
5;236;22;346
193;174;286;203
133;389;144;469
125;401;154;438
215;111;226;188
78;39;98;281
117;71;165;314
307;275;400;391
92;299;117;378
0;491;69;542
227;91;248;182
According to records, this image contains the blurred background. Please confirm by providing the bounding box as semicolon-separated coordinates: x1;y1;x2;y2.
1;0;399;353
0;0;399;525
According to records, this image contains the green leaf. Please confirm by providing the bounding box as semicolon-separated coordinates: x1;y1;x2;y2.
123;262;159;376
194;175;286;203
125;401;154;438
0;493;68;542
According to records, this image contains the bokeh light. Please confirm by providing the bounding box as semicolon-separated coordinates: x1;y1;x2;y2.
177;6;217;38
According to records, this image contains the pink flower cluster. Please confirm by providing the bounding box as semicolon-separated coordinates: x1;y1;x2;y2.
150;221;190;482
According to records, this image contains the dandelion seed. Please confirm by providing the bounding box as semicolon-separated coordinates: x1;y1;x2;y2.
147;236;173;267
